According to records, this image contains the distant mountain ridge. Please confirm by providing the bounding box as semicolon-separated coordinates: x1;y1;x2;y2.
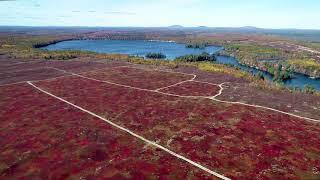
168;25;184;29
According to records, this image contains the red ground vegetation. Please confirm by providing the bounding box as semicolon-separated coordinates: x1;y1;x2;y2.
46;60;131;73
1;58;320;179
34;75;320;179
166;65;320;120
129;64;247;84
0;68;65;85
172;65;247;84
0;59;130;85
218;83;320;120
0;58;40;66
159;81;220;97
0;84;211;179
0;61;47;73
81;66;194;90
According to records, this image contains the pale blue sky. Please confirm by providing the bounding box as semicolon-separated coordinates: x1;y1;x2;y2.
1;0;319;29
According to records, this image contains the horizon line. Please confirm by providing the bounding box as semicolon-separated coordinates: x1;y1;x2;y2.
0;25;320;31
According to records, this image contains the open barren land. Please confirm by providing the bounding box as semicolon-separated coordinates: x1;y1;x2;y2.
1;56;320;179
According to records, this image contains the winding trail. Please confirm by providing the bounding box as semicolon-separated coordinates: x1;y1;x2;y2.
48;66;320;123
5;62;317;179
27;81;230;180
210;83;320;123
74;73;211;99
0;74;74;87
155;74;196;91
50;67;209;99
211;82;229;98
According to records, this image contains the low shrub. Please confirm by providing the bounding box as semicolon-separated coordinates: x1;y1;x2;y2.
175;52;216;62
304;85;316;94
272;64;294;82
145;52;166;59
256;72;265;80
185;43;208;49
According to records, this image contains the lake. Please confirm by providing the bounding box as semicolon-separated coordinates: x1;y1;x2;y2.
43;40;223;59
42;40;320;90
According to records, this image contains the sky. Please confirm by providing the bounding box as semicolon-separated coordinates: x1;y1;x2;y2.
0;0;319;29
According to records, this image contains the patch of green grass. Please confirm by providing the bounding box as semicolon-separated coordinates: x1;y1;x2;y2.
288;58;320;72
0;35;87;60
225;44;284;61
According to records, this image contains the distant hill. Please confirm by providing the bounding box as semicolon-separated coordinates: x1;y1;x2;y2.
239;26;260;30
168;25;184;29
1;26;320;42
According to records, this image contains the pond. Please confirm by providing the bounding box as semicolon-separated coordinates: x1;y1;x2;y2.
42;40;320;90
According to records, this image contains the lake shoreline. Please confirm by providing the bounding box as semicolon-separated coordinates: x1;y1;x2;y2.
38;39;319;79
40;39;320;90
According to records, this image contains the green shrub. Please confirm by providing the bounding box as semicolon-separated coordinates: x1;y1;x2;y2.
185;43;208;49
175;52;216;62
256;72;265;80
304;85;316;94
145;52;166;59
270;64;294;82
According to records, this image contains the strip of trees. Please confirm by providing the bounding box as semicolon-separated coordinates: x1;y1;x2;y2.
145;52;166;59
268;64;294;82
175;52;217;62
185;43;209;49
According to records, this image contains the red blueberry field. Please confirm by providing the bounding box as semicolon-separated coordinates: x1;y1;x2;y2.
0;84;211;179
158;81;221;97
81;66;195;90
0;58;320;179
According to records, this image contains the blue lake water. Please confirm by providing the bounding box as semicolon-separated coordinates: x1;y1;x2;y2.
42;40;320;90
43;40;223;60
216;56;320;90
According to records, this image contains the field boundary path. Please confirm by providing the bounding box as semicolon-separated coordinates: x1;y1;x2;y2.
27;81;231;180
1;59;320;179
48;66;320;123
